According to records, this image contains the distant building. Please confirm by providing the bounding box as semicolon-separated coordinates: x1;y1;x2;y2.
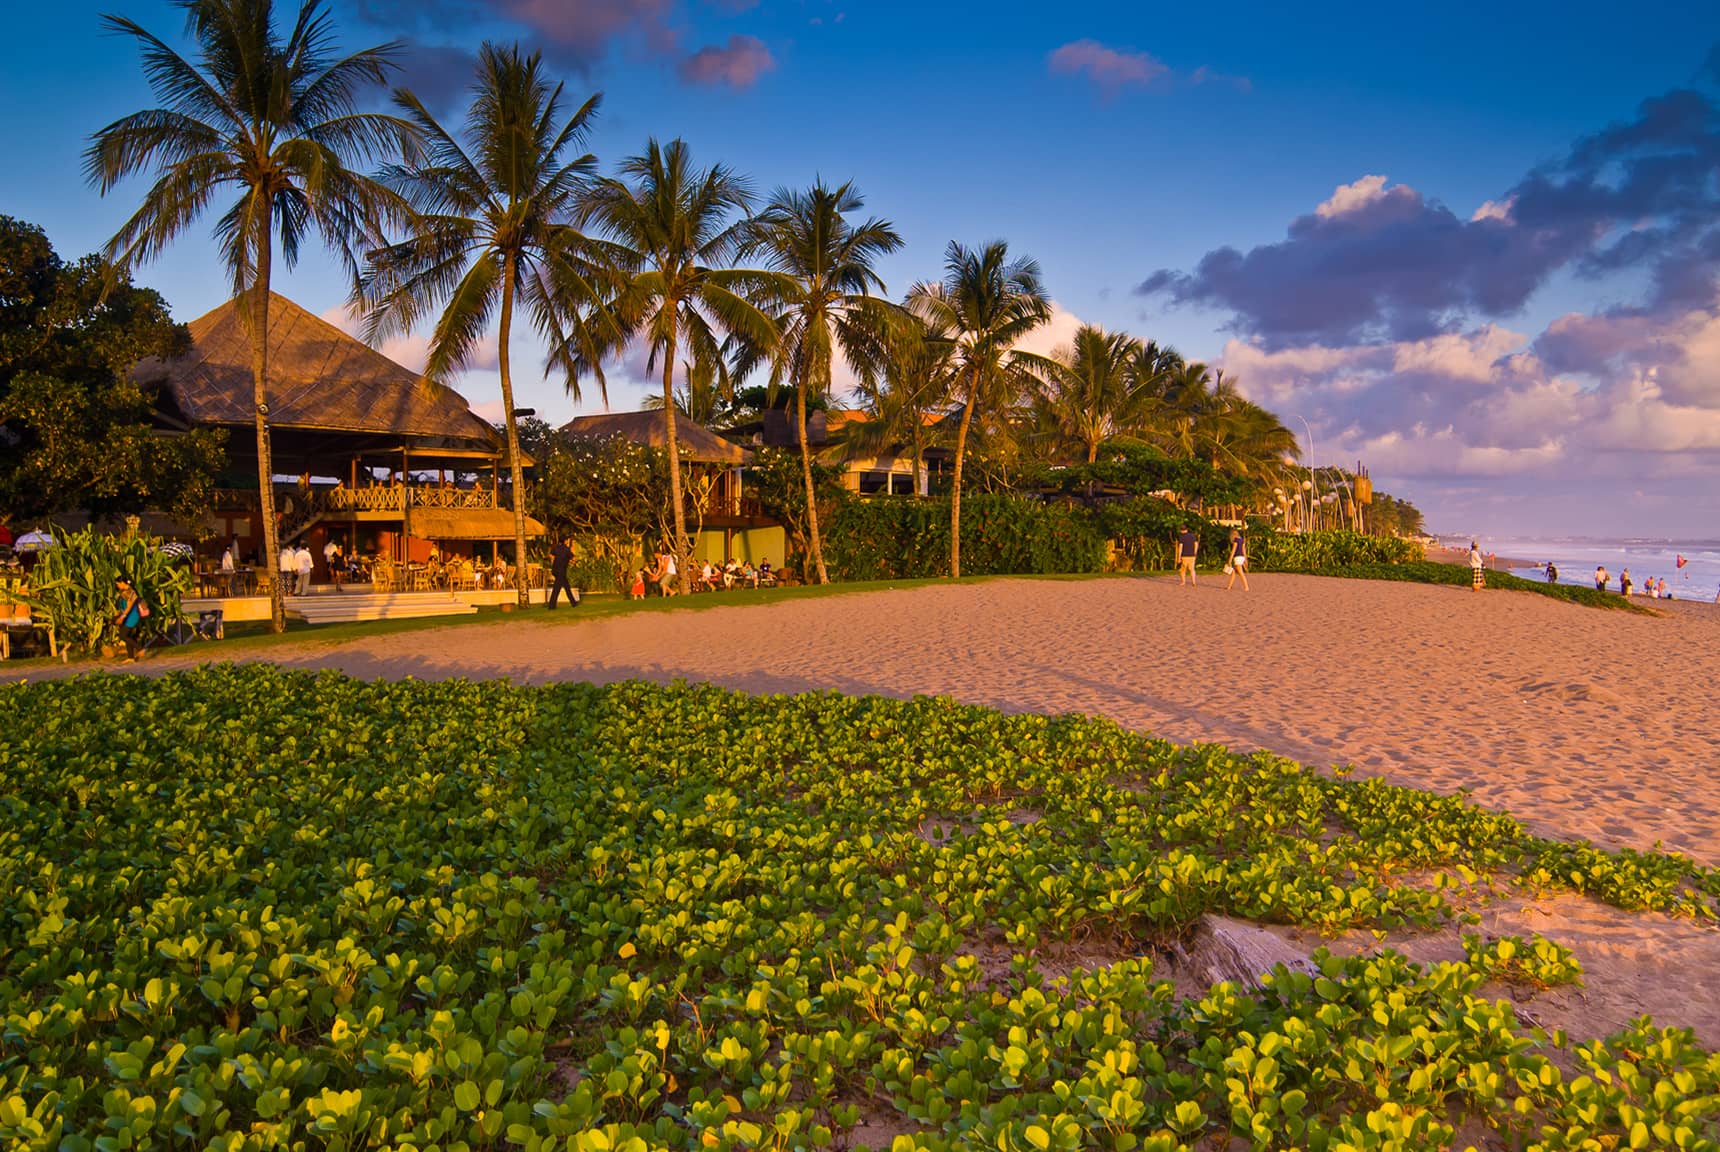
559;410;784;566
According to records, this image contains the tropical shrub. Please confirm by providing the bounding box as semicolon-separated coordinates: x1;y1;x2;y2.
1;669;1716;1150
824;494;1108;580
1249;528;1424;571
5;527;190;652
1092;498;1231;571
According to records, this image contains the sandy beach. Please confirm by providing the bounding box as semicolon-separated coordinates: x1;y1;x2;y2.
13;573;1720;1043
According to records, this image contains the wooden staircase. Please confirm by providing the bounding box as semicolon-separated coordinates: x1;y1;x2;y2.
287;591;478;625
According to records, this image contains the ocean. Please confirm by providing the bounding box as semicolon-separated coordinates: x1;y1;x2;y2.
1440;536;1720;601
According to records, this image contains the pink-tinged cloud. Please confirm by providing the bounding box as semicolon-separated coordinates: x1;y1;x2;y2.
500;0;678;63
1048;39;1168;100
677;34;776;88
1190;65;1252;93
319;305;500;376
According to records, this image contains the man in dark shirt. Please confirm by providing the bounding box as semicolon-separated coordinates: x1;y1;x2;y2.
547;537;576;609
1177;527;1199;586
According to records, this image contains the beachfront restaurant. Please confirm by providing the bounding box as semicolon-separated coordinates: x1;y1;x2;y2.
560;411;786;567
134;293;544;616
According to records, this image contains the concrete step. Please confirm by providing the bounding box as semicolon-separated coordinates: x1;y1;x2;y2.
286;592;479;624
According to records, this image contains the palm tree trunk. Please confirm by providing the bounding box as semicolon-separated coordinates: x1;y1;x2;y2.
950;374;978;579
798;373;829;584
662;328;690;594
249;210;285;634
497;255;531;607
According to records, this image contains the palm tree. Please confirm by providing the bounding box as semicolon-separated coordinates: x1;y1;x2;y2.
848;313;956;496
1022;323;1147;464
746;181;904;584
87;0;412;632
907;241;1050;578
643;344;736;426
360;43;615;607
576;139;788;592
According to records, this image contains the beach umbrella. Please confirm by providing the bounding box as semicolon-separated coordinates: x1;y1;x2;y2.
13;530;56;553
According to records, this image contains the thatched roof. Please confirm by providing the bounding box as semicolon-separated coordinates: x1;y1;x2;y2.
410;508;544;540
560;410;752;466
135;293;500;445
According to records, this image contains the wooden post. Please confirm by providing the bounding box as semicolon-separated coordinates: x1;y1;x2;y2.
401;446;411;566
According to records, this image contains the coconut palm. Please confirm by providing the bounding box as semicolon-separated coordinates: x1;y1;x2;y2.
746;181;904;583
574;138;788;592
643;344;737;426
360;43;616;607
86;0;412;631
1022;323;1148;464
847;313;956;496
907;241;1051;578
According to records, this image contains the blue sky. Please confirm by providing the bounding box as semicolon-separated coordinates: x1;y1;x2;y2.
3;0;1718;537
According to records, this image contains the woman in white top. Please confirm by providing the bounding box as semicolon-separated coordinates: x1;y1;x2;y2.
1468;542;1485;591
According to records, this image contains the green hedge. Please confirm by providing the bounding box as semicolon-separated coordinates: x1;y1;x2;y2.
1248;528;1424;571
824;494;1108;580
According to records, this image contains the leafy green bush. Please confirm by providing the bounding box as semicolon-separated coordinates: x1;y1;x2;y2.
1249;528;1424;571
1;669;1716;1149
6;527;191;652
824;494;1108;580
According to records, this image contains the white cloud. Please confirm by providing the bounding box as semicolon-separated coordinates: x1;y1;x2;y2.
1012;301;1087;358
1314;174;1391;220
1470;195;1516;223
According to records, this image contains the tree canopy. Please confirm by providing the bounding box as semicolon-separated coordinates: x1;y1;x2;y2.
0;216;225;528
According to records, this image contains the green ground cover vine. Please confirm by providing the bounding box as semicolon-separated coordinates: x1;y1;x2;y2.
1;669;1715;1150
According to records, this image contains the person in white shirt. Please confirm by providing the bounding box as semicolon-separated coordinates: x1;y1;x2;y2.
295;545;314;596
220;546;236;597
279;546;296;597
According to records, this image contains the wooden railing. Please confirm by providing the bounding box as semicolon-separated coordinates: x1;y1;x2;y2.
688;495;767;519
318;484;499;513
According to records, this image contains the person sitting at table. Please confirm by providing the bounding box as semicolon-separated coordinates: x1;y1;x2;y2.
492;555;510;588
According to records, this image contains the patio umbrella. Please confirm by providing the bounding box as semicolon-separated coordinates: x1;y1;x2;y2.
158;542;195;560
13;531;56;553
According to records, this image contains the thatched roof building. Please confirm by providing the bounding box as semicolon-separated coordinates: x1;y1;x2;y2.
561;410;752;466
132;293;537;561
134;294;509;467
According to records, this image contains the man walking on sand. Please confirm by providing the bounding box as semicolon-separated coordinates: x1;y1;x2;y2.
1469;541;1485;591
1225;529;1249;591
1177;526;1199;586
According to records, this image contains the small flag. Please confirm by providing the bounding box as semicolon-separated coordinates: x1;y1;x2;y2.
1677;554;1688;568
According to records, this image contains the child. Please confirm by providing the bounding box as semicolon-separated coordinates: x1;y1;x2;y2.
630;570;646;601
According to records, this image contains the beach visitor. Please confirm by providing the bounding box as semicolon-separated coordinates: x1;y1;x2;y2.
759;558;773;586
1225;529;1249;591
630;570;646;600
324;539;343;593
112;576;145;663
1177;526;1199;586
548;537;575;609
1545;562;1558;584
279;545;296;596
652;550;677;597
1469;541;1485;591
1619;568;1632;596
1595;565;1608;591
294;544;313;596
